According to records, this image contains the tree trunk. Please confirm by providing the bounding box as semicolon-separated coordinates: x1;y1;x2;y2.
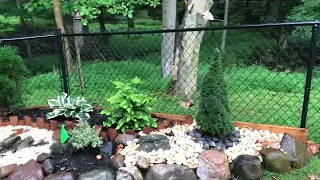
171;0;214;98
16;0;34;72
53;0;73;74
221;0;229;53
127;17;135;29
98;7;106;32
161;0;177;78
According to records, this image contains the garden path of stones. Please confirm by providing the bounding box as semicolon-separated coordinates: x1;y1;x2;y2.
0;121;314;180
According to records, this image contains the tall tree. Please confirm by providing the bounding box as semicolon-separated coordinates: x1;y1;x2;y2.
161;0;177;78
171;0;214;98
53;0;73;73
220;0;229;53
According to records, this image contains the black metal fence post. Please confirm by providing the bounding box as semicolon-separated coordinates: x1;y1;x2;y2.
300;21;319;128
55;28;69;95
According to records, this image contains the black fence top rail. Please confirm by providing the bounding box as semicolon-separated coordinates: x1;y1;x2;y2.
0;34;54;42
0;21;317;41
62;21;319;37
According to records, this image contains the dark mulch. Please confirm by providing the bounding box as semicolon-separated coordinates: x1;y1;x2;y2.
51;147;111;176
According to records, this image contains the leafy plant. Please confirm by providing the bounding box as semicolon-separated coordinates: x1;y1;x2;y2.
47;93;93;121
100;77;157;133
0;45;29;111
287;0;320;41
69;120;102;149
196;48;234;138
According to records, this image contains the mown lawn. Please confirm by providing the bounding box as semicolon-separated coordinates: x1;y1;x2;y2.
20;57;320;144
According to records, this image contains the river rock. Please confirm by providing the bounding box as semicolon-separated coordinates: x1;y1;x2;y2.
1;136;21;150
116;166;143;180
13;136;34;151
37;152;52;162
196;150;231;180
230;155;262;180
136;157;150;170
42;159;55;175
137;135;170;152
43;171;75;180
111;155;125;169
145;164;197;180
78;168;116;180
281;133;311;168
0;164;17;178
50;142;65;155
8;159;44;180
100;141;115;159
260;148;291;173
115;134;136;145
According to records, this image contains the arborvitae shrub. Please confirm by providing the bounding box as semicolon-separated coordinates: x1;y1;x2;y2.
196;48;234;138
0;46;29;109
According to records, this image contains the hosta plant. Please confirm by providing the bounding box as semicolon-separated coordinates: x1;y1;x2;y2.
100;77;157;133
69;120;102;149
47;93;93;121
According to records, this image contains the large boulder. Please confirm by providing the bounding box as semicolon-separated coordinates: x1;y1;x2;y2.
115;134;136;145
230;155;262;180
37;152;52;162
0;164;17;178
42;159;55;175
281;133;311;168
111;155;125;169
116;166;143;180
78;168;116;180
43;171;75;180
260;148;291;173
145;164;197;180
196;150;231;180
137;135;170;152
7;159;44;180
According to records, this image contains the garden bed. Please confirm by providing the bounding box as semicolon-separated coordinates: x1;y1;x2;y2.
0;106;315;180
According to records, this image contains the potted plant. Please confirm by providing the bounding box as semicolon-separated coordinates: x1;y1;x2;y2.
47;93;93;130
100;77;157;134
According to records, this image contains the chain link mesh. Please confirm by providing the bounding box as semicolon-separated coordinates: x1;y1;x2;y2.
1;24;319;143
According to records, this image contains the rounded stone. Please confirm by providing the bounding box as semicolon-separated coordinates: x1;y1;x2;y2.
111;155;125;169
0;164;17;178
231;155;262;180
136;157;150;170
42;159;55;175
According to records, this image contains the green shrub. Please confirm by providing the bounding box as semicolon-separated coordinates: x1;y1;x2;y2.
0;45;29;109
69;120;103;149
100;77;157;133
196;48;234;138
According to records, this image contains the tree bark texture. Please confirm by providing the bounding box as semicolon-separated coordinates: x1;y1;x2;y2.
161;0;177;78
53;0;73;74
171;0;214;98
220;0;229;53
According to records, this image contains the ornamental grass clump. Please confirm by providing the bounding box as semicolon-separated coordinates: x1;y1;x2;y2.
196;48;234;138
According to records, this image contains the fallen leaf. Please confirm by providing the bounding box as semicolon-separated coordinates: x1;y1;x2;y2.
307;141;319;155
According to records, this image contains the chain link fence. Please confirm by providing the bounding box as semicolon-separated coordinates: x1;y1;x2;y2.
1;22;319;142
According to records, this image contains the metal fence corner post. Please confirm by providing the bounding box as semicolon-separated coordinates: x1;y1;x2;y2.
55;27;70;95
300;20;319;128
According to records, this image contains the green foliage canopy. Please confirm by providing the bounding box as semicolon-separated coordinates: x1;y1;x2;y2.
25;0;160;24
287;0;320;41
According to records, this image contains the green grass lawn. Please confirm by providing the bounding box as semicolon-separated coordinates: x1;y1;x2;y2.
263;157;320;180
21;56;320;144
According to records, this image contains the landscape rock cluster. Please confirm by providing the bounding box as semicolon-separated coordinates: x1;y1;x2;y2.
0;122;315;180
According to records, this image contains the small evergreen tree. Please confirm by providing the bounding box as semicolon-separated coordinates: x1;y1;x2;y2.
196;48;233;138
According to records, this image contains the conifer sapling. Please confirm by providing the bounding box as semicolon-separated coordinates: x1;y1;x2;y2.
196;48;234;138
